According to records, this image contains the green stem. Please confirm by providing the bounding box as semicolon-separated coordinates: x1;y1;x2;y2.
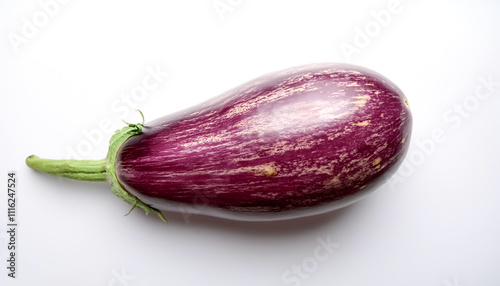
26;155;107;182
25;110;167;223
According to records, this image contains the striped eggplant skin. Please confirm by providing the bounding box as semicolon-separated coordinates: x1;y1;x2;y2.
115;63;412;221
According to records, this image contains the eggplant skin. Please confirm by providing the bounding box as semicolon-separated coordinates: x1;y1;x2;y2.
115;63;412;221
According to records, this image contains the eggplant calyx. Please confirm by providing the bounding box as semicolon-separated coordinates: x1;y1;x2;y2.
25;111;167;223
121;109;145;133
106;116;167;224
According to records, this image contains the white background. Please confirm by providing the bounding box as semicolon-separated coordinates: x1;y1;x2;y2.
1;0;500;285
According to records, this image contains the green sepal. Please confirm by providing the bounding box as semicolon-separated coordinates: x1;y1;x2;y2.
105;117;167;223
26;110;167;223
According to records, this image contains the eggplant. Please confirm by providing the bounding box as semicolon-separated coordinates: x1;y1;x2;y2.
26;63;412;222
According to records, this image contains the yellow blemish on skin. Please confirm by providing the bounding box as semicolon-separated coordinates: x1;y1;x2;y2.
352;95;370;107
401;138;406;143
354;120;371;126
404;98;411;110
364;83;375;86
233;162;279;177
380;113;384;118
373;157;382;168
264;168;277;177
255;163;278;177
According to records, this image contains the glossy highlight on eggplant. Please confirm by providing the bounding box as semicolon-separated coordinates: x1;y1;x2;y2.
26;63;412;222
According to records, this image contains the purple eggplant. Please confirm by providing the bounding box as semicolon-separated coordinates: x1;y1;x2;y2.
26;63;412;222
